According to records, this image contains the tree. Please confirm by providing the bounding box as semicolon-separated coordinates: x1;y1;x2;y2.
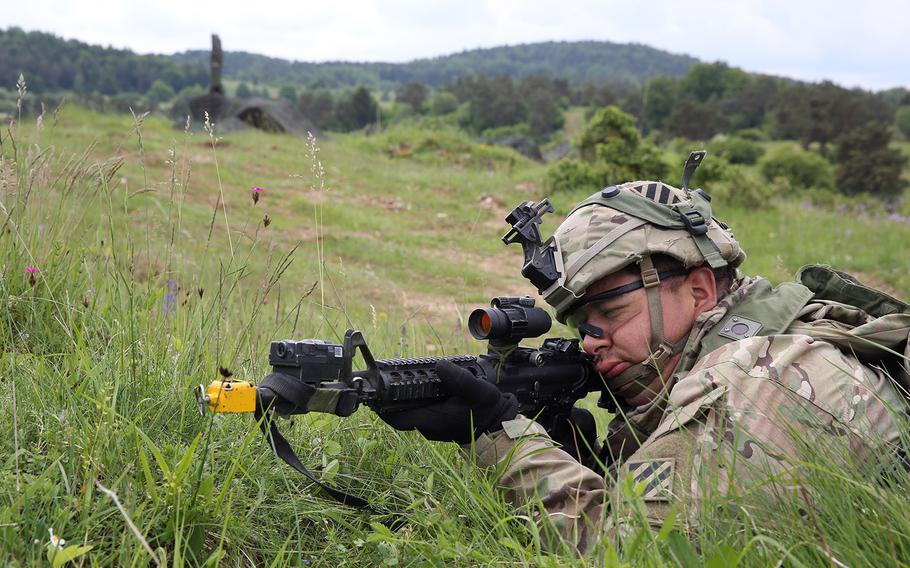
520;75;565;138
299;89;335;128
524;88;563;137
334;86;377;131
235;82;252;99
834;123;908;199
665;100;722;140
396;82;428;114
642;76;678;132
145;79;175;105
896;105;910;139
678;62;749;103
278;85;297;103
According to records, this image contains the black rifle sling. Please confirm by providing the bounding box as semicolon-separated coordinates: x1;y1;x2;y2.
254;407;371;508
253;375;370;509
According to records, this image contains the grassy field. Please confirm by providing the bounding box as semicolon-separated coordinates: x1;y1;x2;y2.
3;107;910;566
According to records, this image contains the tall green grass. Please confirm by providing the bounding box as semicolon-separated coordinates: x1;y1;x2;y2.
3;107;910;566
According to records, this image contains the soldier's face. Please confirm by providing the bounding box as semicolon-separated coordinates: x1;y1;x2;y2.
577;268;714;405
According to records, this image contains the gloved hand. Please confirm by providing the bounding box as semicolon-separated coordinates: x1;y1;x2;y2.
378;360;519;444
538;407;601;472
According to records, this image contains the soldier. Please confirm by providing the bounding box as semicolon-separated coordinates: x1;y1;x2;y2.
380;177;910;552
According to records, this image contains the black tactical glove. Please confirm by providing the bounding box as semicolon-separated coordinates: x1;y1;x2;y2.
378;360;519;444
538;407;601;472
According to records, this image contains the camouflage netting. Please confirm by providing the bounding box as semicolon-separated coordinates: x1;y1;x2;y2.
178;93;319;136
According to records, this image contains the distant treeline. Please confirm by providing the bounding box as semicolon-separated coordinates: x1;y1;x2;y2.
1;28;696;94
172;41;698;89
585;63;910;147
0;27;207;95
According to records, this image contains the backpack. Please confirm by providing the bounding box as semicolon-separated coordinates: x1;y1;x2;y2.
699;264;910;394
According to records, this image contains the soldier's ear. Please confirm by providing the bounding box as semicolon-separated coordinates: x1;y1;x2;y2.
685;266;718;314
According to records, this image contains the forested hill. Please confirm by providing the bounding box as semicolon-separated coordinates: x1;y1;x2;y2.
172;41;699;88
0;27;207;94
1;27;699;93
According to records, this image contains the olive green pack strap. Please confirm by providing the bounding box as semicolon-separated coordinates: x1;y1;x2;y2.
698;280;815;358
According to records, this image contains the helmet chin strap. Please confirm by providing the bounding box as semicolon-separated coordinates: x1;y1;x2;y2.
606;255;691;402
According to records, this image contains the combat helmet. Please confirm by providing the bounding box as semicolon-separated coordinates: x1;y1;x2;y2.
504;151;744;401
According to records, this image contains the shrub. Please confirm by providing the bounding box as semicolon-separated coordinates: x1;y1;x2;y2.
758;146;835;191
710;136;764;165
428;91;459;116
578;106;669;178
735;127;769;142
700;162;782;209
145;79;176;105
546;158;602;194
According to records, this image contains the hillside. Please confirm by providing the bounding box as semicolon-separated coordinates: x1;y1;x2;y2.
171;40;699;88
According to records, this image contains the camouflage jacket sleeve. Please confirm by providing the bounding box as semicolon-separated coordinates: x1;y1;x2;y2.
464;333;905;547
465;415;608;552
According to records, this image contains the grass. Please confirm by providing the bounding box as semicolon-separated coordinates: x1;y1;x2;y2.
3;106;910;566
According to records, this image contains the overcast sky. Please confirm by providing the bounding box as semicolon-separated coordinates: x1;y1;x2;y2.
3;0;909;91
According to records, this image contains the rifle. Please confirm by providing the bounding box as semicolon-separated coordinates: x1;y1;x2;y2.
195;296;608;507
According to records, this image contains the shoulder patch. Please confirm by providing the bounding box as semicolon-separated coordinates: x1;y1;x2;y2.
627;458;675;501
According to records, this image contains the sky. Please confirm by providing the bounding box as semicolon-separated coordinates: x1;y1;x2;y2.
3;0;909;91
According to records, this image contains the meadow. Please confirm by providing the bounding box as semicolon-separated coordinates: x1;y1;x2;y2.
3;106;910;566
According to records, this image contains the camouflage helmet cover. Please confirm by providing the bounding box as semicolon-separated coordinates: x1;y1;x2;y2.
548;181;745;322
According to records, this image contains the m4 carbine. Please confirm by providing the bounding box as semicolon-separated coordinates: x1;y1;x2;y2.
195;296;607;510
196;296;605;420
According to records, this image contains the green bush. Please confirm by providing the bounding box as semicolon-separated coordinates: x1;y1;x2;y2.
689;154;733;186
428;91;459;115
547;106;669;192
145;79;176;105
710;136;765;165
546;158;604;194
701;163;783;208
758;146;835;191
734;127;769;142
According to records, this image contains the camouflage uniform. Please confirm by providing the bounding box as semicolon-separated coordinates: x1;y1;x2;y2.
467;274;907;551
466;180;909;552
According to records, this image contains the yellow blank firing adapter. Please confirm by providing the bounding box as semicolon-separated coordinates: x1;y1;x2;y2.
195;380;257;415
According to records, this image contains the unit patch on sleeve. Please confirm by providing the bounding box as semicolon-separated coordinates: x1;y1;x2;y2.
627;459;675;501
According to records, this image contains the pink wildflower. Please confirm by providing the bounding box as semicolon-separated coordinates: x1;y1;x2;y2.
25;267;38;274
251;186;263;205
25;266;38;286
